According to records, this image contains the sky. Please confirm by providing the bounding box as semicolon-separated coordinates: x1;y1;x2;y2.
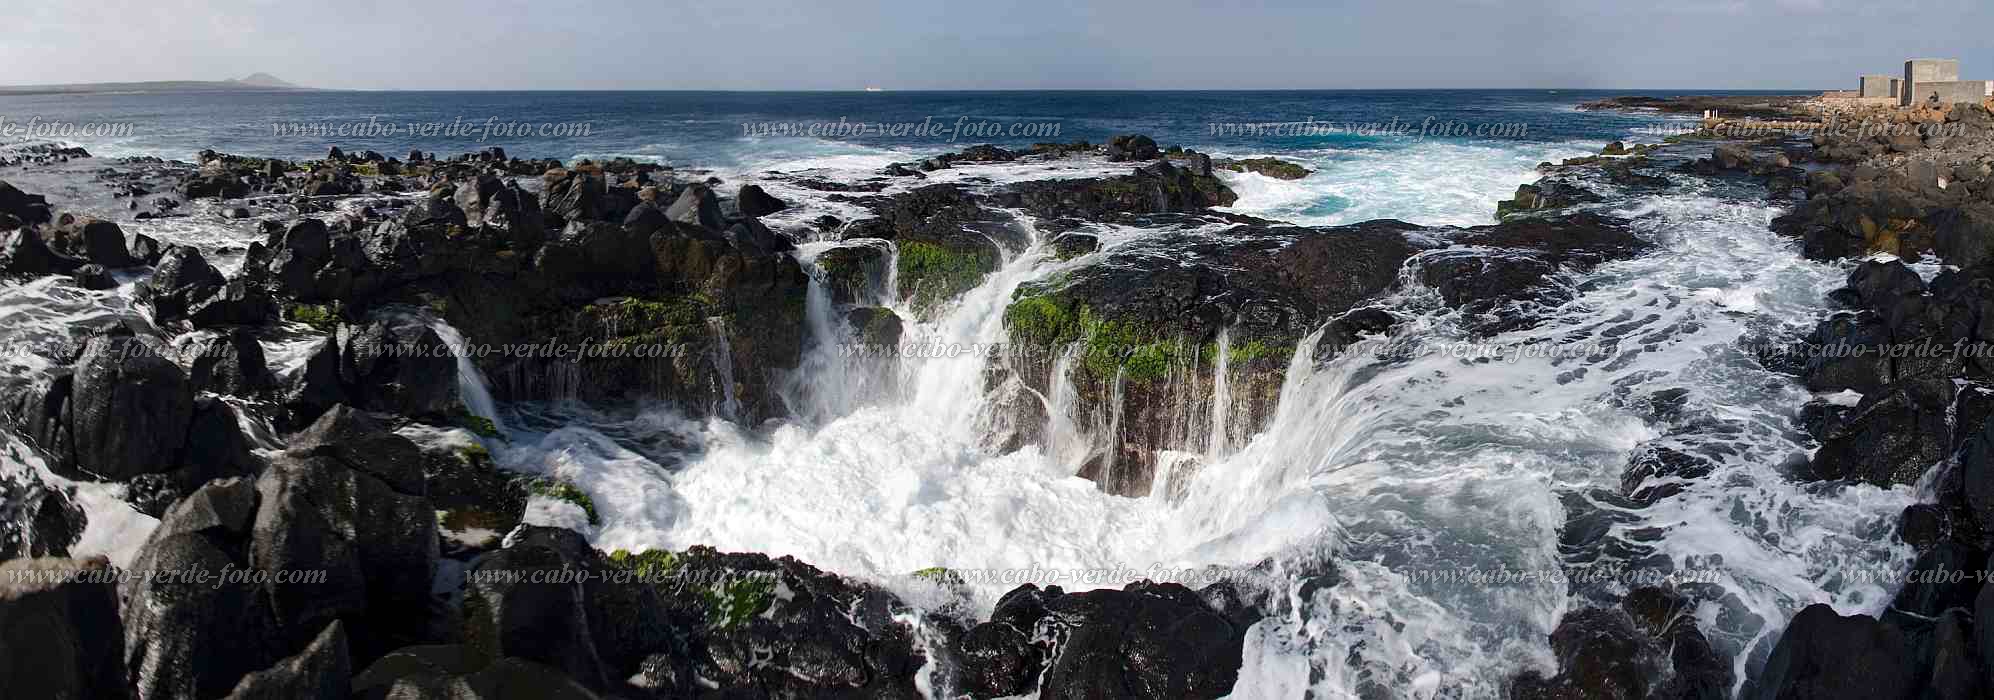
4;0;1993;91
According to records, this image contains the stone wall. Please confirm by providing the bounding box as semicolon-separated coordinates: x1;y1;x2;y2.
1820;96;1900;109
1909;80;1994;107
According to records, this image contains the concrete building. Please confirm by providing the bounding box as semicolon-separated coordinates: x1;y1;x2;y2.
1826;57;1988;108
1903;58;1963;106
1916;80;1994;105
1860;74;1899;98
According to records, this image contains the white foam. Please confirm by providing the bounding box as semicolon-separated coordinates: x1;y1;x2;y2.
1218;140;1599;227
502;174;1915;696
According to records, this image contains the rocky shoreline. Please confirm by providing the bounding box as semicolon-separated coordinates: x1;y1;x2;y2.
1541;97;1994;699
0;96;1986;697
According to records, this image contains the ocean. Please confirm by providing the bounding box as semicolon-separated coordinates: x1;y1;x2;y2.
0;88;1912;697
4;88;1743;224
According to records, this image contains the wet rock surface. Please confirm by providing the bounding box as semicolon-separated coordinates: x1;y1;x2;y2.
1709;101;1994;698
949;580;1259;699
6;121;1981;700
998;210;1647;494
0;557;125;699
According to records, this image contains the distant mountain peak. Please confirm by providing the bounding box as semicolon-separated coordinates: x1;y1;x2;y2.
229;72;299;88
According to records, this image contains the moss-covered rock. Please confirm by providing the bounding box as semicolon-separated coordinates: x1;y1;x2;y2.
452;409;502;441
1051;232;1100;260
896;240;999;314
607;548;682;581
998;219;1417;495
525;478;598;526
285;302;340;332
845;307;904;347
815;240;893;305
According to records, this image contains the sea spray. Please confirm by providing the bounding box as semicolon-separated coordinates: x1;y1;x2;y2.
1210;325;1233;459
705;317;742;421
430;319;505;435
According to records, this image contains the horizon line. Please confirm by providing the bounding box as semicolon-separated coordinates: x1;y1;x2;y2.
0;85;1831;94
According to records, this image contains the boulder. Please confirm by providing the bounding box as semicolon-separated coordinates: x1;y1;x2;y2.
123;527;280;698
268;219;332;298
625;546;925;698
725;218;793;255
187;276;278;328
129;232;164;265
454;175;545;248
252;437;437;660
1925;610;1981;700
182;172;250;200
460;527;670;692
287;405;428;495
338;315;459;417
225;621;351;700
0;180;52;225
186;329;274;396
845;307;904;347
1171;150;1215;177
0;471;85;559
977;581;1248;699
1712;144;1752;170
4;369;77;475
1799;312;1893;395
1809;383;1949;485
955;144;1020;163
181;397;261;486
1106;134;1161;162
542;170;635;227
282;336;347;425
536;220;655;301
1511;607;1663;699
54;214;135;267
70;263;116;290
481;180;546;248
400;193;466;229
1495;180;1603;219
1;227;82;275
1750;604;1920;700
0;558;125;699
68;332;194;480
954;613;1043;698
1888;541;1985;618
736;184;789;217
351;648;597;699
139;245;227;323
302;170;361;196
1955;415;1994;533
666;183;726;232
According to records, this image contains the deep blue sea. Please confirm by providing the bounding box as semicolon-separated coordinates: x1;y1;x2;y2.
0;88;1766;162
0;88;1787;225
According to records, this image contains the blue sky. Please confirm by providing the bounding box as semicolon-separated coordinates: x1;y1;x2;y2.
6;0;1992;90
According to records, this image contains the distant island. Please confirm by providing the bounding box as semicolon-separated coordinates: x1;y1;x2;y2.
0;73;311;96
